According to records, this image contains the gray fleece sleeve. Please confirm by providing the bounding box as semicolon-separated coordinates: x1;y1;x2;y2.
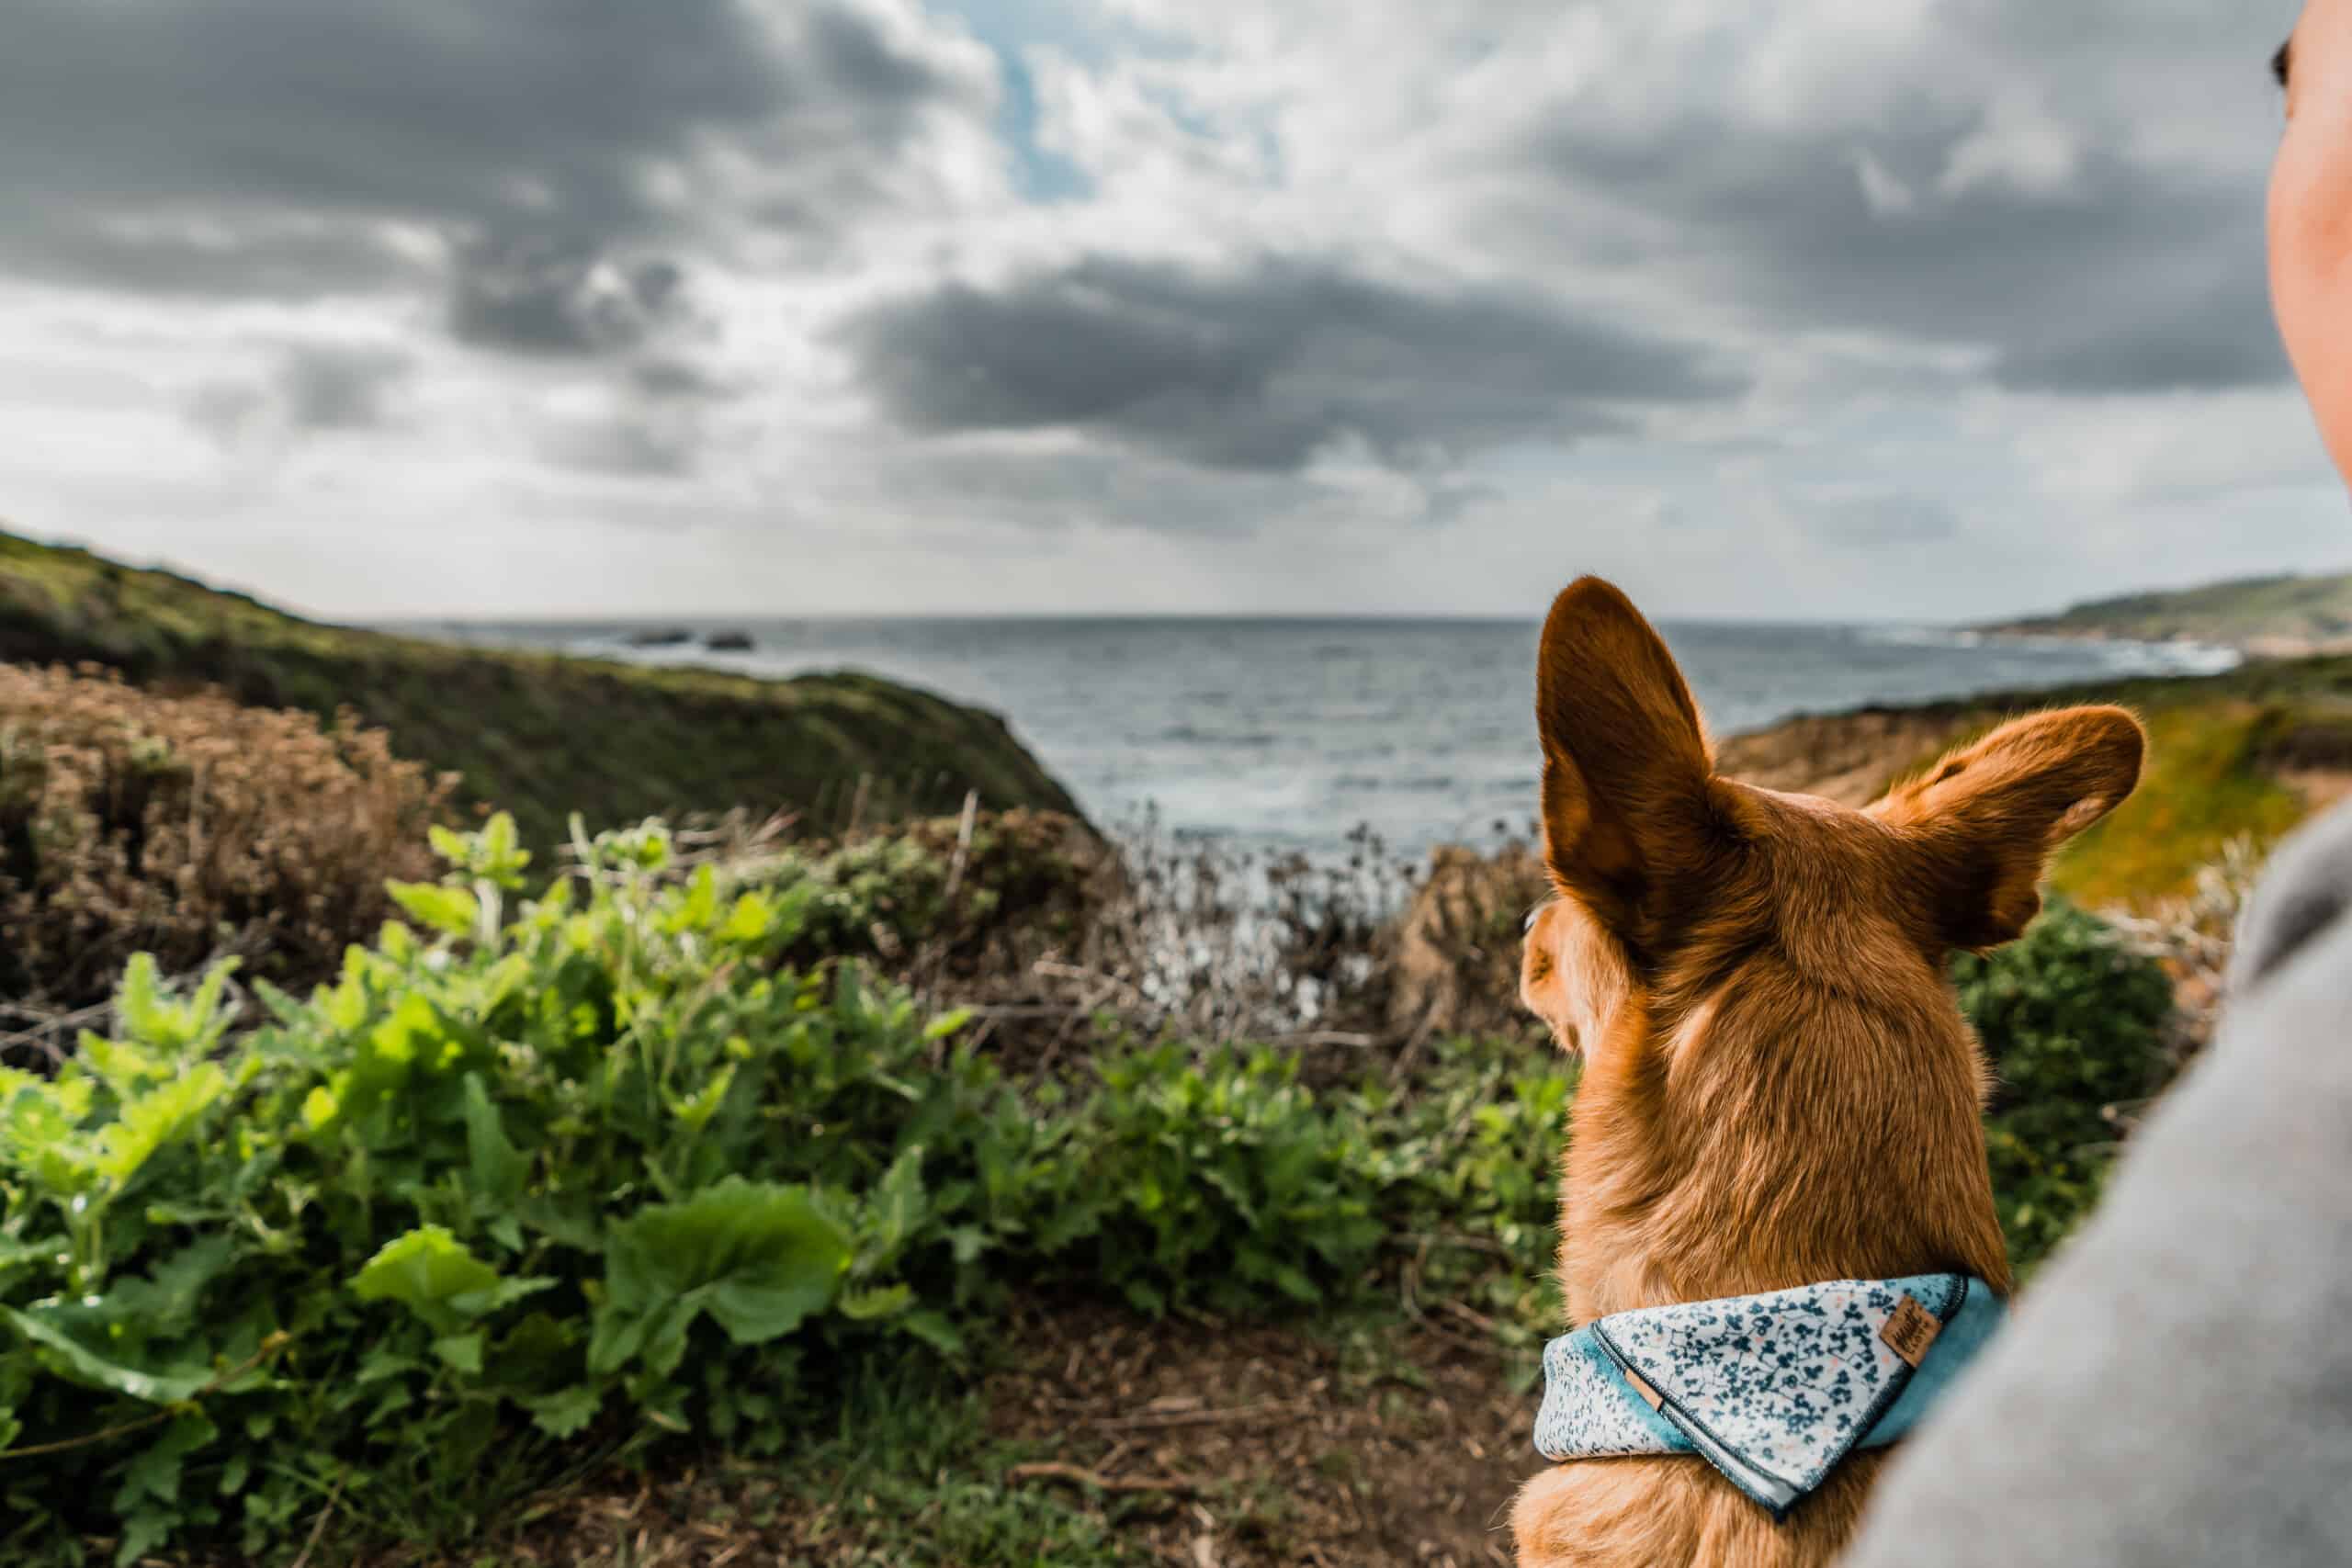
1841;806;2352;1567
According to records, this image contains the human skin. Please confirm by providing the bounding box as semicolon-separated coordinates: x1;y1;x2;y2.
2270;0;2352;480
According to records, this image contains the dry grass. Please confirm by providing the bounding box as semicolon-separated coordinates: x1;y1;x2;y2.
0;663;452;1005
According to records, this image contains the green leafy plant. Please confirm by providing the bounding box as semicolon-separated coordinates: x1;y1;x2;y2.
0;815;1548;1562
0;811;2170;1563
1956;900;2176;1274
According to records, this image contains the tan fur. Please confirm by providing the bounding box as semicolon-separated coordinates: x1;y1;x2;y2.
1511;578;2144;1568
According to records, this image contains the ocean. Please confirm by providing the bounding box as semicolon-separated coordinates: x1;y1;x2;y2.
410;617;2236;863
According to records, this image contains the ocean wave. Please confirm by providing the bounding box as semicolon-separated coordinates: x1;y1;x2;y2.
1857;623;2242;677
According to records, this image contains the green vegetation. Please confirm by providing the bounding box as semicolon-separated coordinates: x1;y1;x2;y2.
1958;902;2177;1274
1868;698;2313;908
774;1371;1138;1566
1747;651;2352;907
0;528;1082;849
0;808;2170;1564
2050;705;2309;908
1984;570;2352;649
0;817;1567;1563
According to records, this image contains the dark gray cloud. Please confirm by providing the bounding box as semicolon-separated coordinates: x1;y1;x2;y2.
187;341;413;445
841;255;1742;471
630;357;740;402
279;344;413;430
537;349;743;479
1517;116;2284;396
186;383;272;449
0;0;977;310
860;443;1344;537
450;244;695;356
1470;0;2294;397
1995;260;2286;394
544;414;706;479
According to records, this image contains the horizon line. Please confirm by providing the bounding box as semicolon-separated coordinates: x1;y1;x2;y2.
371;606;1986;629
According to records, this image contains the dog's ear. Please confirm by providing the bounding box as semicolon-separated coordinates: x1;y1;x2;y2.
1535;577;1728;963
1871;705;2144;951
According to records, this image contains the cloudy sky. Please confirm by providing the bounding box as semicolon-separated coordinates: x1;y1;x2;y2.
0;0;2333;620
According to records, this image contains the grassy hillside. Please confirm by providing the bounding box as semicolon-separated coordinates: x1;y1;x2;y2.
0;529;1083;847
1983;571;2352;650
1718;653;2352;908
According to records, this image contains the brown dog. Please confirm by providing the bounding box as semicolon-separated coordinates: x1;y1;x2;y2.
1510;579;2143;1567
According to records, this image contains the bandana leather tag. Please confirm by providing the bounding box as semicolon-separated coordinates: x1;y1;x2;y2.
1879;1293;1941;1368
1532;1274;2006;1518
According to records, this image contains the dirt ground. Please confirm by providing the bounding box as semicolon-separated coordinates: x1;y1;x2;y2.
472;1301;1541;1568
980;1301;1533;1568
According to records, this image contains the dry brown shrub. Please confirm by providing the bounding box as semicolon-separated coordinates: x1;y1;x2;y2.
0;664;452;1005
1374;840;1552;1051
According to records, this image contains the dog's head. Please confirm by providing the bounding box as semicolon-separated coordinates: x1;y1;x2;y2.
1520;577;2144;1066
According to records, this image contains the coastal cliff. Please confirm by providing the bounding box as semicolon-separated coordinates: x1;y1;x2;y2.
0;528;1084;849
1978;571;2352;658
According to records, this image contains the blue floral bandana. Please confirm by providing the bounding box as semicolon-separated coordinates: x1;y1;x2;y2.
1532;1273;2007;1517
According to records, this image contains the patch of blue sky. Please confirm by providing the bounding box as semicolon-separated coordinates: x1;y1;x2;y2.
937;0;1100;202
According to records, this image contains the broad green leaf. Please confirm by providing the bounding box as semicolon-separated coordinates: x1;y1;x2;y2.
462;1077;530;1206
114;1411;215;1512
479;811;532;889
448;1276;558;1316
323;964;371;1032
351;1226;501;1329
718;890;776;943
837;1284;911;1320
356;1347;425;1384
116;953;169;1045
488;1312;579;1394
79;1032;162;1095
93;1063;229;1190
387;882;479;939
899;1309;966;1358
592;1179;849;1374
662;1063;734;1134
666;863;718;934
100;1235;238;1337
1269;1261;1320;1303
524;1385;604;1438
379;919;418;964
184;961;239;1050
432;1333;485;1374
429;823;473;866
116;1504;174;1568
2;1307;212;1403
860;1148;928;1272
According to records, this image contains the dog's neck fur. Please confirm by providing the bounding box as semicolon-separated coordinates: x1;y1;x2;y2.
1559;940;2015;1325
